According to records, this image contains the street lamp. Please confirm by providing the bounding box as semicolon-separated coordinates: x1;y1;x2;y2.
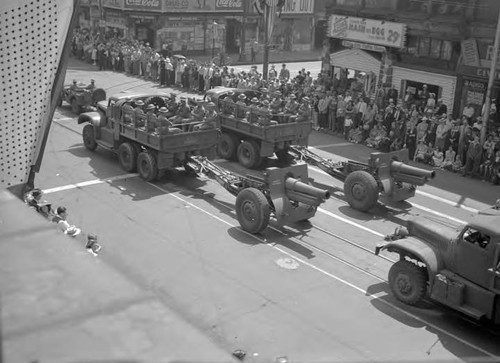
212;21;217;60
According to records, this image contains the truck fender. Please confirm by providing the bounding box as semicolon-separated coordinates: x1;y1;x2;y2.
78;111;102;126
375;237;444;287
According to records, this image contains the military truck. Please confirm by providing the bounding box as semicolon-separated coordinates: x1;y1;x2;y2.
205;87;312;169
77;93;220;181
376;215;500;324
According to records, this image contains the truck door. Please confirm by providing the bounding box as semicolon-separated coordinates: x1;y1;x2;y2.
455;226;494;288
489;245;500;294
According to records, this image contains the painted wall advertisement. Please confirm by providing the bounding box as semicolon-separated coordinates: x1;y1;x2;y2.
327;14;407;49
124;0;161;11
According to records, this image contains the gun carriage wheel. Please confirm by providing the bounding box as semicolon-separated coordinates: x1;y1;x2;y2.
235;188;270;234
344;170;378;212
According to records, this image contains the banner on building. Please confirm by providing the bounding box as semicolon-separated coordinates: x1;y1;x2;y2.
461;39;480;67
280;0;314;14
327;14;406;49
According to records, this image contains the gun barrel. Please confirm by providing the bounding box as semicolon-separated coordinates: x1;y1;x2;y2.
285;177;331;202
390;161;435;180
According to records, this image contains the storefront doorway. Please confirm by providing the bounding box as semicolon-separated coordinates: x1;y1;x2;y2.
401;80;440;107
136;24;154;46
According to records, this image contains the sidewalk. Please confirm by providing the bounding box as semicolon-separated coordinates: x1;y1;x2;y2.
0;190;236;363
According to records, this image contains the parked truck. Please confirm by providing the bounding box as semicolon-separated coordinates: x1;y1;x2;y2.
77;93;220;181
375;215;500;324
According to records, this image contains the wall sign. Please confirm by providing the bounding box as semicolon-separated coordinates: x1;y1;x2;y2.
461;39;480;67
327;14;406;49
164;0;242;12
342;40;385;53
281;0;314;14
124;0;161;11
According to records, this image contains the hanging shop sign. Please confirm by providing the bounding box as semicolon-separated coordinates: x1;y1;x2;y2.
124;0;161;11
342;40;385;53
461;39;480;67
327;14;407;49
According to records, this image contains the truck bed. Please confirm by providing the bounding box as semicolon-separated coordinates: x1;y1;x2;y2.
220;116;312;143
121;124;220;153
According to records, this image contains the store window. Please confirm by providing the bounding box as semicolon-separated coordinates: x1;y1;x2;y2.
414;36;453;60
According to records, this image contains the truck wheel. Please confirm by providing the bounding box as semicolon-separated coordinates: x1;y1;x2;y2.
92;88;106;104
137;151;158;181
237;140;261;169
71;98;81;114
235;188;270;234
344;170;378;212
389;260;427;305
118;142;138;172
82;124;97;151
217;133;239;160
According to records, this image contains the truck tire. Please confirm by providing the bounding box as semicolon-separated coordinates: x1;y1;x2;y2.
235;188;270;234
82;124;97;151
118;142;138;172
217;133;239;160
388;260;427;305
137;151;158;181
237;140;261;169
92;88;106;105
145;96;166;109
344;170;378;212
71;98;81;114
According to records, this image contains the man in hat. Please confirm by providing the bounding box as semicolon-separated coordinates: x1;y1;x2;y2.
222;92;235;115
165;57;174;86
157;106;173;134
269;64;277;80
257;100;277;126
463;134;482;177
296;97;312;123
191;100;206;122
170;97;191;127
121;98;134;124
235;93;247;119
134;100;146;128
24;188;53;219
70;79;79;91
194;102;218;131
270;91;283;115
165;94;178;117
279;63;290;82
145;104;158;132
86;79;96;90
284;94;299;115
247;97;261;124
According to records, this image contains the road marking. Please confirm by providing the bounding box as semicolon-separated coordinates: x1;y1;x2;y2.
146;181;498;359
415;190;480;213
54;117;74;122
410;202;466;225
42;173;138;194
317;207;385;237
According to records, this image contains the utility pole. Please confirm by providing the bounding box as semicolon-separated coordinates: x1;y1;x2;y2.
481;8;500;144
239;1;247;62
262;4;270;80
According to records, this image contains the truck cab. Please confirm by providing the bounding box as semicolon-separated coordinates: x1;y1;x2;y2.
376;215;500;324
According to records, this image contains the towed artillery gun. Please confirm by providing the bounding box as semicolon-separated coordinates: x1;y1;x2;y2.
288;147;435;212
185;156;330;234
375;215;500;324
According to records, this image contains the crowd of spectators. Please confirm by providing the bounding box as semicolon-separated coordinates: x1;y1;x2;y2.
72;29;500;183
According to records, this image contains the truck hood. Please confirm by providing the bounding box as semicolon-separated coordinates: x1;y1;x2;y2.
407;218;459;250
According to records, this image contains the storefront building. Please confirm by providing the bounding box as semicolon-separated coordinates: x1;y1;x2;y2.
326;14;406;98
455;39;500;123
250;0;315;52
79;0;244;55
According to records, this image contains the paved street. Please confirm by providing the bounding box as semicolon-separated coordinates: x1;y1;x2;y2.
7;58;500;362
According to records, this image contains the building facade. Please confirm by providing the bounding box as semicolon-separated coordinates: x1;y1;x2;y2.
78;0;244;55
324;0;500;120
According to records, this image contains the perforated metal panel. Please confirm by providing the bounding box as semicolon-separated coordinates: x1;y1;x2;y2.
0;0;75;188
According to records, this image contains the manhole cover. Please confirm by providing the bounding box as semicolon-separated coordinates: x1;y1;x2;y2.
275;257;299;270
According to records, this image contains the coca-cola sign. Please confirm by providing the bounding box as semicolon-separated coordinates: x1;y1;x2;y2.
124;0;161;10
215;0;242;10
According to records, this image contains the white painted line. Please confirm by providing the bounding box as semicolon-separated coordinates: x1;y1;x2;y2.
317;207;385;237
416;190;479;213
42;173;138;194
411;202;466;225
54;117;75;122
146;181;498;359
